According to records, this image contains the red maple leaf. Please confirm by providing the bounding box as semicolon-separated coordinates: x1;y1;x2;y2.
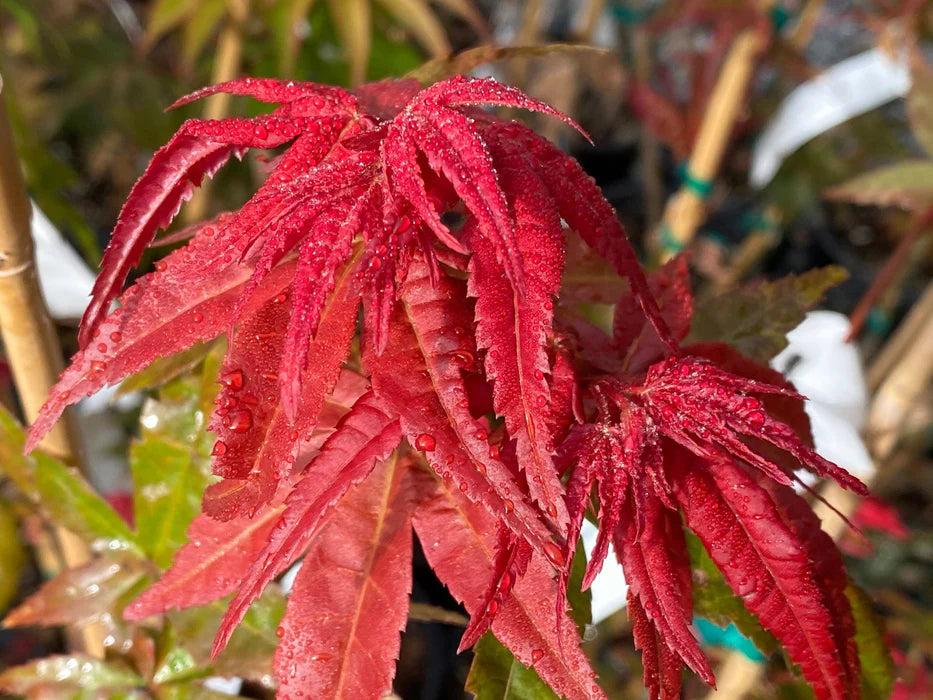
559;258;868;700
26;73;866;700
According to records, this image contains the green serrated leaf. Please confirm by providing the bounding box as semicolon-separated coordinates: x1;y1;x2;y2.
0;499;27;615
168;586;285;682
0;404;40;499
0;655;143;695
0;406;139;554
466;633;559;700
34;452;140;555
845;583;894;700
153;646;203;685
686;531;778;656
688;266;848;363
908;57;933;157
567;539;592;631
131;439;208;569
823;160;933;211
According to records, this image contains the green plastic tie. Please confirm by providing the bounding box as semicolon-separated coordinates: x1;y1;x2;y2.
676;161;714;199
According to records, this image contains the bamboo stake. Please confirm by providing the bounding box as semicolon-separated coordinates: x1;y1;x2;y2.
866;280;933;391
0;77;104;654
183;0;250;224
654;29;765;261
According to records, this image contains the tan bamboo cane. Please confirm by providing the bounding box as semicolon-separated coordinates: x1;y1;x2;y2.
654;29;766;262
0;77;104;654
183;0;250;224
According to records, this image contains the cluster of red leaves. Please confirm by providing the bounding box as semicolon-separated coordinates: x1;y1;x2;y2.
28;75;866;700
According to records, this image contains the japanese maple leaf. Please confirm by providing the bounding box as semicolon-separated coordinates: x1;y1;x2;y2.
558;258;868;700
25;73;671;699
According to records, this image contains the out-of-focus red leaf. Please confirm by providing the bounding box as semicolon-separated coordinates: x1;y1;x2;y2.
673;456;859;700
274;455;418;699
124;505;283;620
411;467;605;700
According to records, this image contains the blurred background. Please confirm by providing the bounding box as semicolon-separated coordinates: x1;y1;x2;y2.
0;1;931;698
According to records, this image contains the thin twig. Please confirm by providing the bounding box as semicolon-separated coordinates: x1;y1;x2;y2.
846;207;933;342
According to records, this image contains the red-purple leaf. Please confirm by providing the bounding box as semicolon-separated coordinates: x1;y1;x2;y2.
614;497;714;688
673;455;856;700
274;455;417;700
367;258;558;556
614;255;692;373
212;391;402;656
27;233;296;453
466;146;568;526
124;506;283;620
412;467;605;700
203;257;362;520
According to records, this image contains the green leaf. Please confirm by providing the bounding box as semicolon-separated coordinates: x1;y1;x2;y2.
34;452;140;555
156;683;240;700
846;583;894;700
146;0;197;43
3;556;147;628
168;586;285;682
0;655;143;695
823;160;933;211
465;540;591;700
688;266;848;363
153;646;203;685
0;406;139;554
0;499;27;615
0;404;40;499
181;0;227;69
908;57;933;157
567;538;592;631
466;633;559;700
131;439;209;569
686;531;778;656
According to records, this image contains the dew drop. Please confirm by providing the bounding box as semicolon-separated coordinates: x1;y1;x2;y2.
109;331;122;342
485;600;498;615
90;360;106;373
503;499;514;514
546;503;558;518
531;649;544;663
255;124;269;139
543;542;565;567
193;312;203;323
289;430;299;441
97;343;108;353
275;625;285;638
533;369;544;380
273;292;288;303
474;429;488;441
226;409;253;433
154;261;167;273
221;369;245;391
747;410;765;427
211;440;228;457
535;395;547;407
453;350;474;367
415;433;436;452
